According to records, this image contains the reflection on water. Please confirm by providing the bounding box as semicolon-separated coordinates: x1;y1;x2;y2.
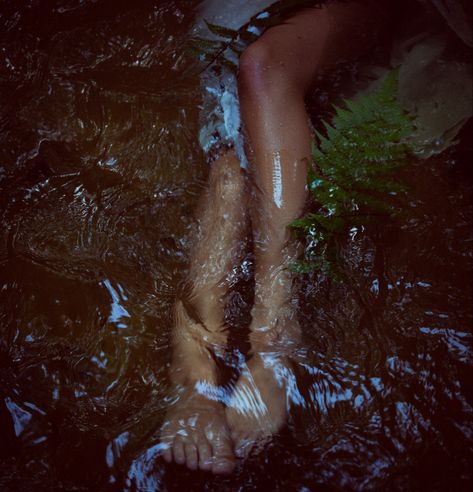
0;1;472;491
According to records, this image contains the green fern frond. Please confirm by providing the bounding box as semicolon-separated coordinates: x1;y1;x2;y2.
291;69;416;276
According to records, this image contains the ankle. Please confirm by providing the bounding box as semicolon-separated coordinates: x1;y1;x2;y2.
248;304;301;353
185;285;225;328
170;345;218;386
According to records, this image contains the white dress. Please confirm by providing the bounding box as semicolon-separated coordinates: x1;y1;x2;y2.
192;0;276;168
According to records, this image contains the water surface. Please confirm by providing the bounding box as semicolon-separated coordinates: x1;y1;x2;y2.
0;1;472;491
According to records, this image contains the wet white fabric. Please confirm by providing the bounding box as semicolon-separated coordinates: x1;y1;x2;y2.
194;0;275;35
193;0;275;168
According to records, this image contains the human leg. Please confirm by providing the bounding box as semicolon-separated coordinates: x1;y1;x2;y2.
160;150;247;473
226;2;385;456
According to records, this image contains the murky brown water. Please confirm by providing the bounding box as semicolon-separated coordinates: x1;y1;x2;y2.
1;1;472;491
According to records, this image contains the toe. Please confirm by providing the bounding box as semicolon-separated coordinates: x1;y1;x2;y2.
234;435;254;459
211;432;235;475
162;442;173;463
173;437;186;465
212;458;235;475
197;439;213;471
185;443;198;470
159;424;173;463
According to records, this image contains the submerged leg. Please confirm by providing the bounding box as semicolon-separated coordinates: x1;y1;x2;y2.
160;150;247;474
226;2;384;457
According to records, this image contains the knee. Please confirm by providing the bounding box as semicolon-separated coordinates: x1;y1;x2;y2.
238;40;292;99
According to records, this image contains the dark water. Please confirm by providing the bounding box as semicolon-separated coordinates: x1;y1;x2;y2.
1;1;472;491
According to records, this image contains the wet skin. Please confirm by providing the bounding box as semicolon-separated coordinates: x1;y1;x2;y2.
159;299;236;474
160;391;235;474
160;296;297;470
160;1;382;473
225;353;290;459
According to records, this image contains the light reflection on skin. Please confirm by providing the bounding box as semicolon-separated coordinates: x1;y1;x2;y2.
194;380;233;404
271;151;283;209
229;364;270;420
227;352;308;421
259;352;307;408
256;149;308;226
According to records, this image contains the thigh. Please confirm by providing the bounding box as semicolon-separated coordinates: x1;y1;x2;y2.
250;1;383;92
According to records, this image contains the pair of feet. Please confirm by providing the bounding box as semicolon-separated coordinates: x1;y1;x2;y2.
159;300;294;474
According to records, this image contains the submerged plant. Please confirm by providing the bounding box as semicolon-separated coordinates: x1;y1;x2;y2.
290;69;416;276
188;0;327;74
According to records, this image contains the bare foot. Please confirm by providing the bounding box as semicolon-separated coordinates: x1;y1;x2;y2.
160;389;235;474
225;351;291;459
159;300;235;474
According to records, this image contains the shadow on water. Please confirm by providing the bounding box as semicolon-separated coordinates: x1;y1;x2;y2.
0;1;472;491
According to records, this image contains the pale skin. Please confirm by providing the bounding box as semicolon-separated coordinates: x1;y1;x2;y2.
160;1;383;474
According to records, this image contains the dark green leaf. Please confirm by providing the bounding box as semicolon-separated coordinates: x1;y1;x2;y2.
204;20;238;39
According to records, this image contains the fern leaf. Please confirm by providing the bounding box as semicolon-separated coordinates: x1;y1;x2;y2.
204;21;238;39
291;69;416;277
